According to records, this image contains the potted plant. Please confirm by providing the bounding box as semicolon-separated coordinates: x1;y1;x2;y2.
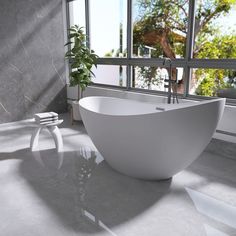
65;25;98;122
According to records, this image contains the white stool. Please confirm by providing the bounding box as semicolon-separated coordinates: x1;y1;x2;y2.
30;120;64;152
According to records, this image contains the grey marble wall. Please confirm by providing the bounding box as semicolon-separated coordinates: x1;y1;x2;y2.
0;0;67;123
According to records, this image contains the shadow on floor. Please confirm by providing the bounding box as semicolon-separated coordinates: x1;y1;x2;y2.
0;148;172;234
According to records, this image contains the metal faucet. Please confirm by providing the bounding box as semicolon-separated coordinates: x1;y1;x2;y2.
163;58;179;104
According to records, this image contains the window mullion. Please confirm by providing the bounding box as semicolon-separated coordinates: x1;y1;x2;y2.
184;0;196;97
85;0;90;49
126;0;132;89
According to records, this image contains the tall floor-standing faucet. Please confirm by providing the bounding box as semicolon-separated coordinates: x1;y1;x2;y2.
163;58;172;104
163;58;179;104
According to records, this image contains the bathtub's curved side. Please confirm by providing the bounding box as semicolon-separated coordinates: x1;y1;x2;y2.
79;97;225;180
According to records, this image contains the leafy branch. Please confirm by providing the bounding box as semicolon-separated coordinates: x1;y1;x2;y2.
65;25;98;98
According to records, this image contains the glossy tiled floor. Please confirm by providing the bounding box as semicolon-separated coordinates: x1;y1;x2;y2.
0;114;236;236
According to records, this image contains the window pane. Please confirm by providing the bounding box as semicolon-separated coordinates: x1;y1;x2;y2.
194;0;236;59
190;68;236;98
90;0;127;58
132;66;185;94
92;65;127;87
132;0;189;58
68;0;86;28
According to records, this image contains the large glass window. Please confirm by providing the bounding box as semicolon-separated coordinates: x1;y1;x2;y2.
67;0;236;101
92;65;127;87
132;66;185;94
68;0;86;28
190;68;236;97
133;0;189;58
194;0;236;59
90;0;127;57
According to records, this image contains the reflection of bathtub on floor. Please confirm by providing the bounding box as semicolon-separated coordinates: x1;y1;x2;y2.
186;187;236;235
79;96;225;180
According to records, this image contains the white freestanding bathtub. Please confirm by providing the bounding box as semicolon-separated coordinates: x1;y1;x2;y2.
79;96;225;180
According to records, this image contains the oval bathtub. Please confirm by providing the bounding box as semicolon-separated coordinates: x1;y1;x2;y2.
79;96;225;180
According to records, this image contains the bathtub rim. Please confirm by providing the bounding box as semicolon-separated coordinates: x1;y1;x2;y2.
79;96;226;117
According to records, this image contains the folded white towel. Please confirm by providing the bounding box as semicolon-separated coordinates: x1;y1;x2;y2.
35;117;58;122
35;117;58;123
34;112;58;120
35;119;58;125
37;119;63;126
34;112;58;123
38;120;59;125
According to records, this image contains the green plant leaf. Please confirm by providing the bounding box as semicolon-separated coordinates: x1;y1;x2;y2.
65;24;99;90
64;41;73;46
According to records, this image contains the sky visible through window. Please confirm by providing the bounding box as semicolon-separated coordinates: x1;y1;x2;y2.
90;0;127;57
69;0;236;97
71;1;236;56
214;8;236;35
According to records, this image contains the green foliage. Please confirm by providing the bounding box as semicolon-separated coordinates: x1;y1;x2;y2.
197;35;236;59
65;25;98;94
194;34;236;96
136;66;162;89
104;49;114;57
133;0;188;58
133;0;236;96
195;69;233;96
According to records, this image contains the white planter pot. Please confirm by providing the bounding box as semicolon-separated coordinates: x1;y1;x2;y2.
72;101;81;121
